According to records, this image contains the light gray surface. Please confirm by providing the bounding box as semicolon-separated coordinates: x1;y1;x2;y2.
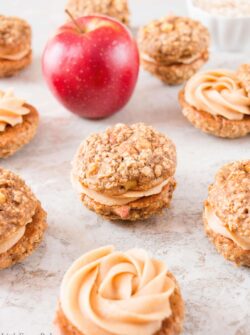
0;1;249;335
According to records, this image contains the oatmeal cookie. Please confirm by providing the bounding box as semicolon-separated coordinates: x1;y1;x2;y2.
55;246;184;335
72;123;177;221
203;161;250;267
0;103;39;158
0;15;32;77
0;168;47;270
179;90;250;138
179;69;250;138
138;16;210;85
65;0;130;25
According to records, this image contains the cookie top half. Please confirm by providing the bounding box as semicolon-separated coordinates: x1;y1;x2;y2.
66;0;129;24
0;168;37;243
72;123;177;196
138;16;210;64
0;15;31;56
207;160;250;238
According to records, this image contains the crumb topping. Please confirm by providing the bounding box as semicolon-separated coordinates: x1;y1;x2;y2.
0;15;31;54
138;16;210;64
0;168;37;242
66;0;130;24
207;160;250;238
72;123;176;195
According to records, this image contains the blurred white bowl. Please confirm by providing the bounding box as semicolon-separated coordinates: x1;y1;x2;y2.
186;0;250;52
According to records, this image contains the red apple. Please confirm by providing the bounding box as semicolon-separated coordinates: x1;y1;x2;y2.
42;15;139;119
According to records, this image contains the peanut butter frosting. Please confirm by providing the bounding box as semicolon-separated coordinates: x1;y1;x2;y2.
185;70;250;120
60;246;176;335
0;90;30;132
0;48;30;61
141;52;202;66
72;171;170;206
205;205;250;250
0;226;25;254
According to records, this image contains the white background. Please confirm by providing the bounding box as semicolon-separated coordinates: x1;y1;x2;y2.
0;1;249;335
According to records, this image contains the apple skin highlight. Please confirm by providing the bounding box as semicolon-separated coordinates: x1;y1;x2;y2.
42;15;139;119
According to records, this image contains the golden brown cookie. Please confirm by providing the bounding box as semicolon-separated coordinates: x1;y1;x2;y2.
72;123;177;221
65;0;130;25
55;246;184;335
179;89;250;138
0;15;32;77
0;103;39;158
0;168;47;270
138;16;210;85
203;161;250;267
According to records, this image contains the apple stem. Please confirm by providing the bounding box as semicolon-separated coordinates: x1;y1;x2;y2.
65;9;85;33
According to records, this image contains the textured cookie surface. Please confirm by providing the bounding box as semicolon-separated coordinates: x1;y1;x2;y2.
56;272;184;335
179;90;250;138
207;161;250;239
0;15;31;55
138;16;210;63
0;103;39;158
66;0;130;24
72;123;176;195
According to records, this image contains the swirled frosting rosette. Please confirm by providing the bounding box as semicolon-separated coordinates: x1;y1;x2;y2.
184;69;250;120
59;246;179;335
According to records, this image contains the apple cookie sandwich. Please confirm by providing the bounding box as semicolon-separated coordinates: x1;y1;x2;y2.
0;89;39;158
204;160;250;267
0;15;32;77
71;123;177;221
138;16;210;85
179;67;250;138
56;245;184;335
0;168;47;270
65;0;130;25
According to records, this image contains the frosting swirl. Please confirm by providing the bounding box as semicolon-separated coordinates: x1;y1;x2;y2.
0;90;30;132
185;70;250;120
60;246;175;335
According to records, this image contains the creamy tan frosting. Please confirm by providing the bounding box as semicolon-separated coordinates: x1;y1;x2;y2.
0;90;30;132
205;205;250;250
141;52;201;65
0;47;30;61
185;69;250;120
60;246;175;335
0;226;25;254
71;173;170;206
